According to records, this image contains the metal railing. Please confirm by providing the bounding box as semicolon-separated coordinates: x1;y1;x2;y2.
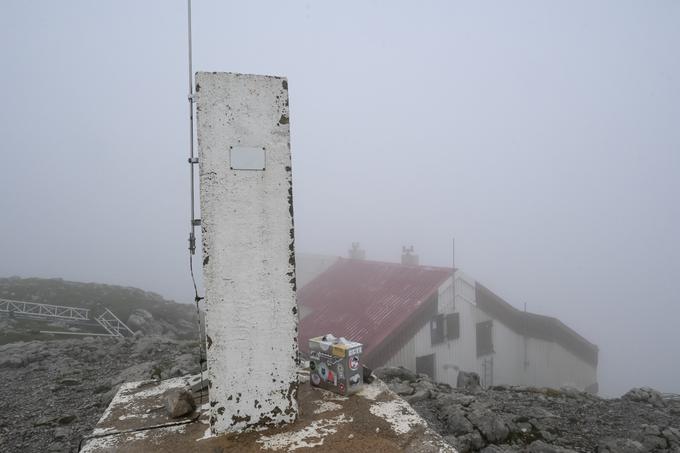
0;298;90;321
1;298;135;338
95;308;135;338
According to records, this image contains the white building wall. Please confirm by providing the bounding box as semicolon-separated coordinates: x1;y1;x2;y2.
384;333;416;371
196;72;298;433
383;271;597;391
384;272;479;387
484;320;523;386
474;312;597;390
523;338;597;390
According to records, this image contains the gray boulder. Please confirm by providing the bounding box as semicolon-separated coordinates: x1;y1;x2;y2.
53;427;70;440
480;445;510;453
405;389;431;403
663;427;680;446
526;440;578;453
467;409;510;443
165;388;196;418
389;380;415;396
374;366;418;383
457;371;481;391
127;309;163;335
445;430;484;453
440;406;474;436
596;438;645;453
622;387;666;408
0;356;25;369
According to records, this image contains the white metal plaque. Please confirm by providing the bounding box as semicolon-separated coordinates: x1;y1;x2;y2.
230;146;266;170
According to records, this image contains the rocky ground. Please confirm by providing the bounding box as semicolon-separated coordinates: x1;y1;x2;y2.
0;277;199;345
0;336;203;453
376;367;680;453
2;337;679;453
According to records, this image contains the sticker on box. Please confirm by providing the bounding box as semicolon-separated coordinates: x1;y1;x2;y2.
311;373;321;386
349;355;360;371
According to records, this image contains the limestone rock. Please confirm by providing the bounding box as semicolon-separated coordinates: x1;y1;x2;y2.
375;366;680;452
466;409;509;443
526;440;578;453
390;380;415;396
165;388;196;418
0;332;202;452
441;406;474;436
622;387;666;408
126;308;164;336
53;427;70;440
457;371;481;391
374;366;418;383
596;437;646;453
445;431;484;453
127;308;153;329
57;415;76;425
480;445;509;453
0;355;26;369
406;389;431;403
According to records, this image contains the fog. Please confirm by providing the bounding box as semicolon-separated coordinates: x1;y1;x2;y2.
1;1;679;397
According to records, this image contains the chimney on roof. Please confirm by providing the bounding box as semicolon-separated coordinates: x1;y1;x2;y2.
401;246;419;266
348;242;366;260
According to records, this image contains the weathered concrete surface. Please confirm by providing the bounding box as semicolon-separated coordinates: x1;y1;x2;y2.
195;72;298;433
81;372;456;452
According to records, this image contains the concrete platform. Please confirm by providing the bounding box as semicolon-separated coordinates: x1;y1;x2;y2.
81;371;456;452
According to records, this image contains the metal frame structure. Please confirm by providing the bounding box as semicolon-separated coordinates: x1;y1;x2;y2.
95;308;135;338
1;298;135;338
0;298;90;321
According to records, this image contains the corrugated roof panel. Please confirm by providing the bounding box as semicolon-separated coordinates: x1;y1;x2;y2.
298;258;452;357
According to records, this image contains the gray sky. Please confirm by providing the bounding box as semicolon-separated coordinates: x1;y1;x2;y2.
1;0;679;397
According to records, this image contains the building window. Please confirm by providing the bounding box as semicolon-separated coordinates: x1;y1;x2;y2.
430;314;445;345
445;313;460;340
416;354;435;379
476;320;493;356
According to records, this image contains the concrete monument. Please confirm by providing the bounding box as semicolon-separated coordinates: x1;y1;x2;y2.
195;72;298;433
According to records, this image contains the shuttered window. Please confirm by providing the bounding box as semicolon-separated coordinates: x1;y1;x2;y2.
430;314;445;345
416;354;436;379
476;320;493;356
445;312;460;340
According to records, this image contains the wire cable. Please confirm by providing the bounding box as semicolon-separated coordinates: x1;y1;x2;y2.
190;253;206;405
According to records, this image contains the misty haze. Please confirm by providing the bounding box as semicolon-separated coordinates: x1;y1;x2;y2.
1;1;679;452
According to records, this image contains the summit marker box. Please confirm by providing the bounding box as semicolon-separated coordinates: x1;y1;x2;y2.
308;335;363;396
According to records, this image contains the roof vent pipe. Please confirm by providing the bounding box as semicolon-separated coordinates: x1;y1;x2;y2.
401;246;419;266
348;242;366;260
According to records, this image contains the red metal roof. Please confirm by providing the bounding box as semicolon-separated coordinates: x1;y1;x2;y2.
298;258;452;361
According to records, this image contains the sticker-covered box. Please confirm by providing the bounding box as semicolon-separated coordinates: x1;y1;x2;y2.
308;334;363;396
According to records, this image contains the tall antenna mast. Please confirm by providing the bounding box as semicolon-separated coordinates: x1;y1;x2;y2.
187;0;199;254
452;236;456;310
185;0;206;405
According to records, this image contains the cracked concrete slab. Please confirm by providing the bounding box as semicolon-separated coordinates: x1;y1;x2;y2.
81;371;456;452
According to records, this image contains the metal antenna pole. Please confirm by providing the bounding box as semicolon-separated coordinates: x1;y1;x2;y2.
185;0;207;404
452;237;456;308
187;0;198;255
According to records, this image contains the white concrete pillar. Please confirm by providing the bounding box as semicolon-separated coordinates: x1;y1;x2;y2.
196;72;298;433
